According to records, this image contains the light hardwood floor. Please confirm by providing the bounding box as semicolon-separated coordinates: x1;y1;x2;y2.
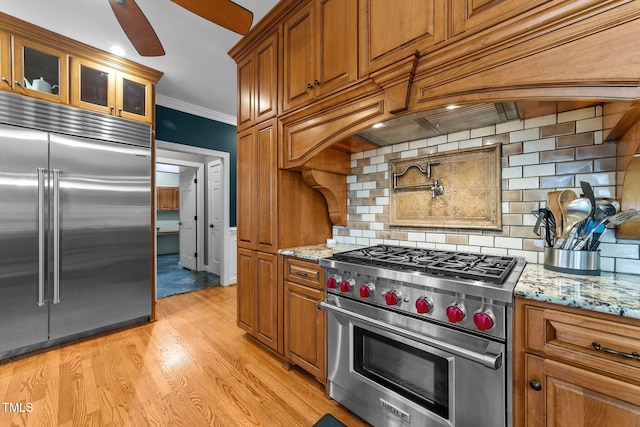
0;285;370;427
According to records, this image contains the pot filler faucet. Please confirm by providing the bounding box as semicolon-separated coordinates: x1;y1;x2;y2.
392;160;444;199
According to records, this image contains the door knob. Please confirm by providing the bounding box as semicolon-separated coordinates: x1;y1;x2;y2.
209;224;214;228
529;380;542;391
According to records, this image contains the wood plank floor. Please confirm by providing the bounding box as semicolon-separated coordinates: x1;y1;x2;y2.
0;286;370;427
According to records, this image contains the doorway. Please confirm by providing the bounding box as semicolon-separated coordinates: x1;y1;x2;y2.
156;162;220;298
155;140;234;299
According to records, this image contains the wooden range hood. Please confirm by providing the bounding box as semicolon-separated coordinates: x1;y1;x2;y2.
233;0;640;227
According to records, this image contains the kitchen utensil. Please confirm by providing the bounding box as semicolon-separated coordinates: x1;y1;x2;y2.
554;198;591;248
619;156;640;239
580;181;596;219
574;209;640;250
532;208;555;247
558;189;578;230
546;190;564;239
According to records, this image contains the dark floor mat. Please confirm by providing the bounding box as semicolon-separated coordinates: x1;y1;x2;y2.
314;414;347;427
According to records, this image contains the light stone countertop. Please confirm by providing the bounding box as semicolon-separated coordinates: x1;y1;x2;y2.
515;263;640;320
278;244;364;261
279;245;640;321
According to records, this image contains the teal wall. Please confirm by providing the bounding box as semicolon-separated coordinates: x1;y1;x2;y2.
155;105;237;227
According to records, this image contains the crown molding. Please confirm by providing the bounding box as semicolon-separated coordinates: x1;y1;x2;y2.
156;95;237;126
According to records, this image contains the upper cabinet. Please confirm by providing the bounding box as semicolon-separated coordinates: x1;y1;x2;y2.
0;31;11;91
358;0;446;76
283;0;358;112
0;13;162;124
237;31;278;131
70;57;154;123
12;37;68;104
450;0;550;36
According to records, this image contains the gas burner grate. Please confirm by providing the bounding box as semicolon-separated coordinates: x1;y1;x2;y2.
332;245;517;284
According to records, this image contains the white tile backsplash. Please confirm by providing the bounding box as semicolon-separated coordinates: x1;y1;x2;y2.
337;109;638;274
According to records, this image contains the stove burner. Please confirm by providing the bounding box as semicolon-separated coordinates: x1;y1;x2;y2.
332;245;518;284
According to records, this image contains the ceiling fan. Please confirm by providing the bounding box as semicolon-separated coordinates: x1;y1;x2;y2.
108;0;254;57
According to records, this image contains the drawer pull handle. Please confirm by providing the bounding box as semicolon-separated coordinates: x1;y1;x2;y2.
529;380;542;391
592;342;640;361
296;271;309;277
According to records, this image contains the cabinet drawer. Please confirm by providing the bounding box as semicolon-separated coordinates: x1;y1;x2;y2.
284;257;323;289
525;304;640;381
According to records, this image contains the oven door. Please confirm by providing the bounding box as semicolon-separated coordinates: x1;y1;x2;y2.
321;296;507;427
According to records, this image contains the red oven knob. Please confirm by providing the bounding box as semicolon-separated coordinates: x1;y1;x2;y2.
359;284;374;298
384;290;400;306
446;305;465;323
340;279;355;293
415;297;433;314
473;311;495;331
327;276;339;289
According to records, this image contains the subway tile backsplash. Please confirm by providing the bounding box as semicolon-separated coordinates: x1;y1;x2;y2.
333;106;640;274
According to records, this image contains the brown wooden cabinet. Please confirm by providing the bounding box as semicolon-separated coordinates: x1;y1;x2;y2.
236;119;278;253
157;186;179;211
357;0;446;76
12;37;69;104
0;31;12;92
282;256;326;383
0;13;161;123
450;0;549;37
283;0;358;112
237;248;281;353
514;298;640;426
237;31;278;131
70;57;154;123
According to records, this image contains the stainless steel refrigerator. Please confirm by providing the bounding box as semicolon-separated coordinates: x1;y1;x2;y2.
0;91;151;359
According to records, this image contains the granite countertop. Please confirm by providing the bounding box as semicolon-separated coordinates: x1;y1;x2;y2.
278;244;363;261
279;244;640;321
515;263;640;320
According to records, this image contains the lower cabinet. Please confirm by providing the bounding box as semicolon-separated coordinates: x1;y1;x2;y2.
514;298;640;426
237;248;281;353
283;256;326;384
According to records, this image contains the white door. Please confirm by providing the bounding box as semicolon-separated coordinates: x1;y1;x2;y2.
208;160;223;275
179;167;197;270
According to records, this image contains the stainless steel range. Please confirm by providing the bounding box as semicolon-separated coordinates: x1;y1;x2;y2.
319;245;526;427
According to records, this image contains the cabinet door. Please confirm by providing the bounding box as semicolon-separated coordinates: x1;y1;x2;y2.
237;54;254;131
283;2;315;111
117;71;153;123
13;37;68;104
237;248;256;334
70;57;117;116
0;31;11;92
236;32;278;131
315;0;358;97
236;128;256;249
254;32;278;124
450;0;550;37
255;119;278;253
525;354;640;427
285;280;326;381
358;0;446;75
255;251;280;352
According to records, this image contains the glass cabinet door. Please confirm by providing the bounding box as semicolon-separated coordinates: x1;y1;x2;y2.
0;32;11;92
13;37;68;103
117;72;153;123
70;57;116;116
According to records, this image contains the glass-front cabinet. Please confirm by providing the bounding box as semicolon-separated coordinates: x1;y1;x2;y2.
0;31;11;92
12;37;68;103
70;57;153;123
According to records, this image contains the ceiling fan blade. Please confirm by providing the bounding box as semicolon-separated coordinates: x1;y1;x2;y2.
171;0;253;35
108;0;165;56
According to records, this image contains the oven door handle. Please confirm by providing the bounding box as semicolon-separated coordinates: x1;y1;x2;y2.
320;301;503;370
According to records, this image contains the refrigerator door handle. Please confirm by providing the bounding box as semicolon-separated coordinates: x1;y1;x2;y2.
52;169;61;305
37;168;47;307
